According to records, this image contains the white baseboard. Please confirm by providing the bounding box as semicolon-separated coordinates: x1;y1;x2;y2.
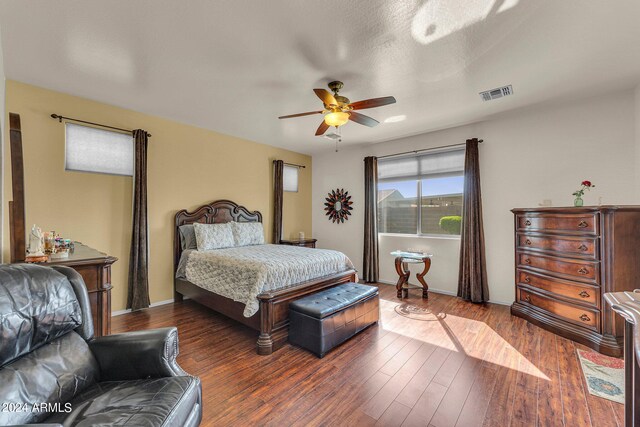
111;298;176;317
377;280;512;306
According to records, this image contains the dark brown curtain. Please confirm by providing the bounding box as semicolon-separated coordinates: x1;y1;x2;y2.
363;156;379;282
127;130;150;310
273;160;284;244
458;138;489;303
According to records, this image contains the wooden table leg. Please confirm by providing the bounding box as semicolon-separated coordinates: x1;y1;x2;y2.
395;257;410;298
416;258;431;299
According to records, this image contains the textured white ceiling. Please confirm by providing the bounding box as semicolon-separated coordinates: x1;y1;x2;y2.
1;0;640;154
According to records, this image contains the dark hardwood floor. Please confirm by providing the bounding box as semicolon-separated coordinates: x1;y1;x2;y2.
112;284;624;426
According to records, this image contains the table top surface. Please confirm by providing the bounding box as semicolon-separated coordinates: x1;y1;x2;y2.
43;242;116;265
390;251;433;260
280;238;317;243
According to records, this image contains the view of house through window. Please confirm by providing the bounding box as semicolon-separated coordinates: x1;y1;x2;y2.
377;148;464;236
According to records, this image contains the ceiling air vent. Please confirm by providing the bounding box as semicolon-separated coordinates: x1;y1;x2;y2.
480;85;513;102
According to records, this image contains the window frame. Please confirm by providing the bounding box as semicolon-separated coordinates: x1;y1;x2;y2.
377;149;464;239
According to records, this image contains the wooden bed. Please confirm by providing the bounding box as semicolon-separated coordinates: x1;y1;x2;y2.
174;199;357;355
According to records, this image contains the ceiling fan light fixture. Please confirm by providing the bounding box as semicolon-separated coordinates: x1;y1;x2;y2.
324;111;349;127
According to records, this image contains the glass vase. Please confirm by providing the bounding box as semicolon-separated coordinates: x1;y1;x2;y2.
574;196;584;207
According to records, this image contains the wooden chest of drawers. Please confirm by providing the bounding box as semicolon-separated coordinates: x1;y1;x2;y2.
511;206;640;356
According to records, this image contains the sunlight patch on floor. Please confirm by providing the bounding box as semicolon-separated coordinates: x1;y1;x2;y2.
379;298;549;381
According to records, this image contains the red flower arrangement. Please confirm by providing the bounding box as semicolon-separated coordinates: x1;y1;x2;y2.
573;180;595;206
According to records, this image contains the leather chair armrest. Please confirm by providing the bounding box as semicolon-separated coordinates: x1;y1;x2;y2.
89;327;188;381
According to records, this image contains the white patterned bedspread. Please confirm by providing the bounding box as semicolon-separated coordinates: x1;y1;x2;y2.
180;244;354;317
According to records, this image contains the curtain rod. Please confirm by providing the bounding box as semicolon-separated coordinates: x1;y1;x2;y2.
274;160;306;169
376;139;483;160
51;114;152;137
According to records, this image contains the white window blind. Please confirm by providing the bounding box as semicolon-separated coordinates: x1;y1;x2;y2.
283;165;299;192
65;122;134;176
378;148;465;181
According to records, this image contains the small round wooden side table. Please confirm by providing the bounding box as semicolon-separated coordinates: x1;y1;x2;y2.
391;252;432;299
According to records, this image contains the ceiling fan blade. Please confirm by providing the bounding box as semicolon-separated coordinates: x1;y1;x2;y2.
315;120;330;136
349;96;397;110
314;89;338;106
349;112;379;127
278;111;323;119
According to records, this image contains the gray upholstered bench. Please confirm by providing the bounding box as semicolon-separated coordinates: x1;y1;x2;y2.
288;282;379;358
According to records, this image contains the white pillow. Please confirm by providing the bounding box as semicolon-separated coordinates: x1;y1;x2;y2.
230;222;265;247
193;222;235;250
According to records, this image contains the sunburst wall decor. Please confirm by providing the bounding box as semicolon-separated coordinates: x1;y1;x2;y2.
324;188;353;223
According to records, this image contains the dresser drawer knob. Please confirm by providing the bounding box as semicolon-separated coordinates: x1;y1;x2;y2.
524;276;531;283
578;244;588;251
524;295;531;303
525;239;532;245
524;258;531;264
579;314;591;322
577;267;589;275
578;220;588;228
579;290;590;298
524;220;532;226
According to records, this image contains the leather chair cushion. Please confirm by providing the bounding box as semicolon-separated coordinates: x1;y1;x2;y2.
289;283;378;318
0;332;99;425
0;264;83;367
45;376;202;427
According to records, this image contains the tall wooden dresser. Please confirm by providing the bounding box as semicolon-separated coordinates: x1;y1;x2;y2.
511;206;640;356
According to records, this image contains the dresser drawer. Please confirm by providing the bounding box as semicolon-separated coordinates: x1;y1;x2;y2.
517;270;599;307
516;213;599;235
518;288;599;331
517;234;598;259
517;253;599;284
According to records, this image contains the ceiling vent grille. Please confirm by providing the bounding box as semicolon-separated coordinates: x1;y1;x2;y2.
480;85;513;102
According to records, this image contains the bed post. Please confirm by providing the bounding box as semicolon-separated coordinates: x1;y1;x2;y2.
257;300;274;355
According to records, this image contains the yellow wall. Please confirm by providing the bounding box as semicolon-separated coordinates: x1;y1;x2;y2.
3;80;312;311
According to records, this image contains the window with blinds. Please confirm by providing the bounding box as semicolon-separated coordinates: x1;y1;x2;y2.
283;165;299;192
65;122;134;176
377;148;465;236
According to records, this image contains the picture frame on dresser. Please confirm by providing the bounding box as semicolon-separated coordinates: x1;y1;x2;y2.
511;206;640;356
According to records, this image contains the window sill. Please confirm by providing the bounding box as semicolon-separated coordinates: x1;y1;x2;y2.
378;233;461;241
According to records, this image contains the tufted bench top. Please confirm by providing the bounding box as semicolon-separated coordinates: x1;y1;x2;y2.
289;283;378;319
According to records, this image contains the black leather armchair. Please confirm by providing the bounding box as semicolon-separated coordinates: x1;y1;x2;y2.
0;264;202;427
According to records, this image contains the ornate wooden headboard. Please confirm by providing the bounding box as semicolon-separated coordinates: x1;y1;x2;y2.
173;199;262;272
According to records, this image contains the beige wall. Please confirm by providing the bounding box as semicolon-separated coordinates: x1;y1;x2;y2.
3;80;312;311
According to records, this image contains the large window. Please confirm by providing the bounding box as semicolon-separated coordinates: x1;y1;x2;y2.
377;148;464;236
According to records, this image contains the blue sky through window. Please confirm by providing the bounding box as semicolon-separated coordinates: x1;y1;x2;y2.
379;175;464;197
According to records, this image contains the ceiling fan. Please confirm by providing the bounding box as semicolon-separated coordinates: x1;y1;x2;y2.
278;81;397;136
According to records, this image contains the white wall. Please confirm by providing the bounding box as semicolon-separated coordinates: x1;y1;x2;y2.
313;90;637;305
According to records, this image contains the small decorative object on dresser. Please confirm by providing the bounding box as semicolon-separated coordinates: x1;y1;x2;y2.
280;238;317;248
572;180;595;207
25;224;47;263
324;188;353;223
511;206;640;356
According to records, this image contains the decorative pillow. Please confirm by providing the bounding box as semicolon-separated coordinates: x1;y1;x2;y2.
178;224;197;250
230;221;265;247
193;222;235;250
